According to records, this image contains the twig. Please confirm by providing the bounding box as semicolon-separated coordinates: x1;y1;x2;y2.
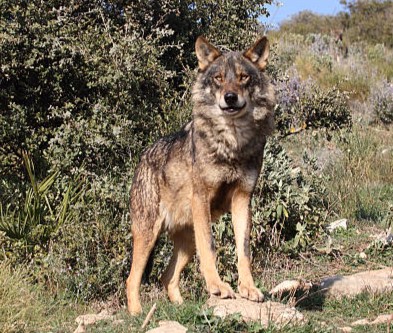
298;253;324;269
280;123;308;138
141;303;157;329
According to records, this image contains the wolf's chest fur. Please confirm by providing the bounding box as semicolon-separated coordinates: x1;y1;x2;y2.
193;111;267;164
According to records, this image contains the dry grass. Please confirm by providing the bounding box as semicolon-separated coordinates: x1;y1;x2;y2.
281;122;393;226
295;54;371;101
0;262;48;333
325;125;393;223
0;260;85;333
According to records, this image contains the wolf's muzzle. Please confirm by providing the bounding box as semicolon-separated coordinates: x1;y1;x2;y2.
224;92;238;106
220;92;246;115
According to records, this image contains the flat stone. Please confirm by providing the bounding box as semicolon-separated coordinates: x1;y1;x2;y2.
146;320;187;333
320;267;393;298
206;295;305;328
74;309;116;333
351;313;393;326
327;219;348;233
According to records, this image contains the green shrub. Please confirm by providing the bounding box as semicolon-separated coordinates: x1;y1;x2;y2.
42;207;131;300
0;152;82;262
0;259;80;333
268;34;305;80
370;80;393;125
278;2;393;48
275;74;352;135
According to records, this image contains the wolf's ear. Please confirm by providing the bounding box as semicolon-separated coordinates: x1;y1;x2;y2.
243;36;270;71
195;36;222;71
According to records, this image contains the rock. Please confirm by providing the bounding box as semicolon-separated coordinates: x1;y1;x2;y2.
358;252;367;259
370;313;393;325
146;321;187;333
320;267;393;298
327;219;347;233
206;295;305;328
367;228;393;250
350;318;370;326
74;309;116;333
351;313;393;326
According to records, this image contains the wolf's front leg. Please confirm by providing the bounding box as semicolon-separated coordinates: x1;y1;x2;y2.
232;188;264;302
192;194;235;299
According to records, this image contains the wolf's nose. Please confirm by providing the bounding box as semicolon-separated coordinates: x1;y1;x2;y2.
224;92;238;106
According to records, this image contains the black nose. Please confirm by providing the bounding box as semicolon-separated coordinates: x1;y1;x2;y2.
224;92;238;106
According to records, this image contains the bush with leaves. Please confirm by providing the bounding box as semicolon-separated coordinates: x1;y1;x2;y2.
0;152;83;264
370;80;393;125
278;1;393;48
274;73;352;135
341;0;393;48
1;0;273;208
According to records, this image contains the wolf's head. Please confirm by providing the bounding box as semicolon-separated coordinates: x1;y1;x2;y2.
192;36;275;120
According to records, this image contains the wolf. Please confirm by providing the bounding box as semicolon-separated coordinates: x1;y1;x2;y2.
126;36;276;314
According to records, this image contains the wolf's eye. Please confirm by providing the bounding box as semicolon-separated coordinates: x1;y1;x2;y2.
214;75;223;84
240;74;249;82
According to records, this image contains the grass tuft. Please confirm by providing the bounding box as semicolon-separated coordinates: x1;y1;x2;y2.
0;260;84;333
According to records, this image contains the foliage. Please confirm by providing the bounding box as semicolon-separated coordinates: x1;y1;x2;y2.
0;0;272;186
255;140;329;250
0;152;82;261
341;0;393;48
0;259;82;333
324;125;393;223
41;207;131;300
279;10;340;36
274;73;352;135
382;204;393;229
268;34;305;80
0;0;273;206
0;261;51;333
279;1;393;48
370;80;393;124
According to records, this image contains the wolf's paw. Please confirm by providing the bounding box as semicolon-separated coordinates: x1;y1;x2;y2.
128;301;142;316
238;283;264;302
208;281;236;299
167;287;184;305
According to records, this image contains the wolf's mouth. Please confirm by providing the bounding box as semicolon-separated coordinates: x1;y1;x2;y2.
220;103;246;114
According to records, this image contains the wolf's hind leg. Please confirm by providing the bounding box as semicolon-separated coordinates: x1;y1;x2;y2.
126;223;161;315
161;227;195;304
